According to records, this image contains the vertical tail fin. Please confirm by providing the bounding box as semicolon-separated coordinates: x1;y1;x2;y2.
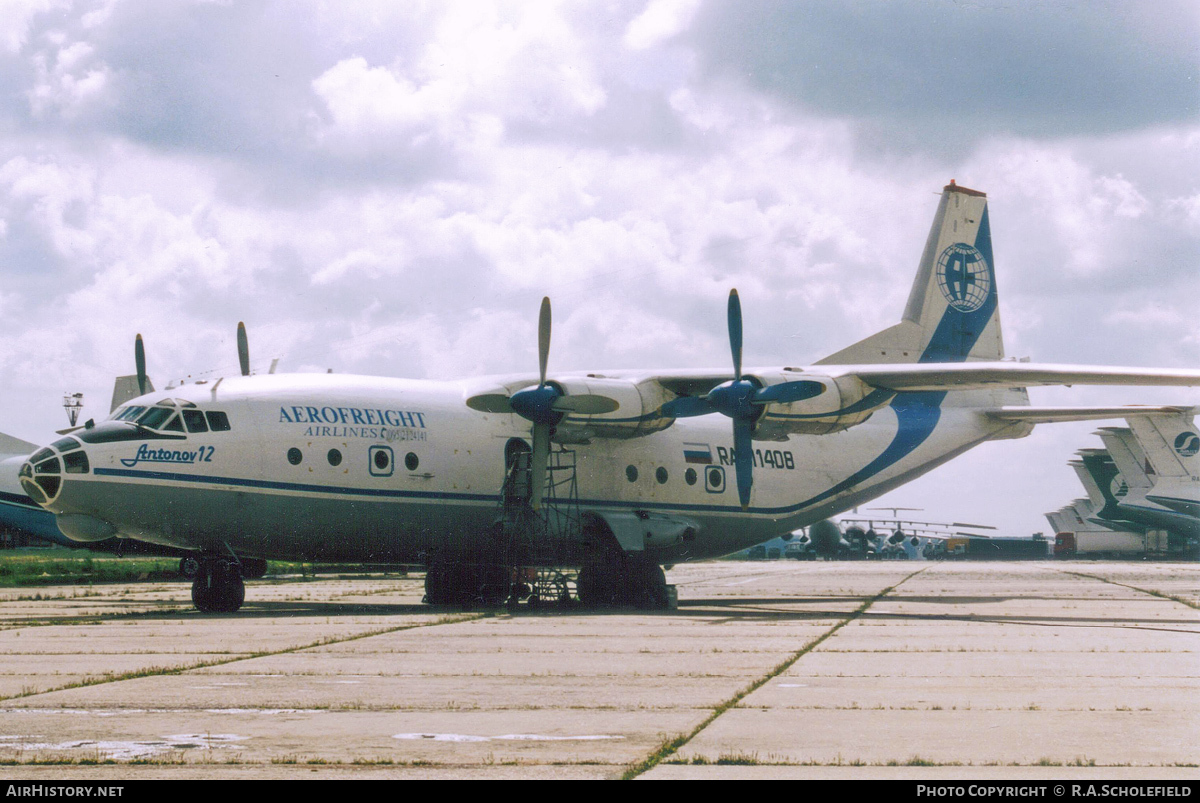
818;181;1005;365
1097;427;1153;490
1077;448;1126;519
1126;413;1200;479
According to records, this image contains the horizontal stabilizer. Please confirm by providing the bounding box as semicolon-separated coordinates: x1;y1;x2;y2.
840;363;1200;393
984;405;1195;424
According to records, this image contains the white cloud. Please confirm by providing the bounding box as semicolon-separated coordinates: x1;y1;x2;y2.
0;0;63;54
26;38;111;119
624;0;701;50
0;1;1195;541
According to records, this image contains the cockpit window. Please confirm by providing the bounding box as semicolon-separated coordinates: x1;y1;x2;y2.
206;411;231;431
137;407;174;429
52;437;81;453
161;414;185;433
115;406;146;422
182;409;209;433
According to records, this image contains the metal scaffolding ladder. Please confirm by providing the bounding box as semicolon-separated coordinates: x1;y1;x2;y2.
497;447;582;605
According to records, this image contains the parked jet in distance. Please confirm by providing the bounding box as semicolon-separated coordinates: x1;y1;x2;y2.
18;182;1200;612
1112;413;1200;520
1084;413;1200;550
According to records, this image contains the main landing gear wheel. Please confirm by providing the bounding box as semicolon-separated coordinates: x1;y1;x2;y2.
577;559;668;610
192;560;245;613
423;562;509;608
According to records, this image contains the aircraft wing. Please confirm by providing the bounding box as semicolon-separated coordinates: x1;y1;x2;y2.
826;363;1200;392
982;405;1196;424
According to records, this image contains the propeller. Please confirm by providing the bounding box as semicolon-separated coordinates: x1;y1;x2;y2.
659;289;826;509
135;334;148;396
467;297;619;510
237;322;250;377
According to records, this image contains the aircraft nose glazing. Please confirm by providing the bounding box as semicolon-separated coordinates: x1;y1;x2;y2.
19;438;91;507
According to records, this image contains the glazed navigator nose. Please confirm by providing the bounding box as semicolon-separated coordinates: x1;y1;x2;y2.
19;437;90;506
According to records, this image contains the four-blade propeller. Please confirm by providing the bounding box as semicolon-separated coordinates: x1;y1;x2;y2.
465;297;618;510
659;289;823;509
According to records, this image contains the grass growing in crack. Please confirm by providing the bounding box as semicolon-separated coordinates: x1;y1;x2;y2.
621;567;928;780
1058;570;1200;611
0;613;483;702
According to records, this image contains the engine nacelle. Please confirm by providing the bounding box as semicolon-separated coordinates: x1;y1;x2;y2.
751;371;893;438
552;377;675;442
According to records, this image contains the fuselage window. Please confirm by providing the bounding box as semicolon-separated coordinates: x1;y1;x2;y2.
405;452;419;471
287;448;303;465
685;468;698;486
206;411;232;431
161;414;185;433
655;467;668;484
182;410;209;433
369;445;394;477
327;449;342;466
626;465;638;482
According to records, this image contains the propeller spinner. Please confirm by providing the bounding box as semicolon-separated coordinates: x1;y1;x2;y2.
660;289;824;509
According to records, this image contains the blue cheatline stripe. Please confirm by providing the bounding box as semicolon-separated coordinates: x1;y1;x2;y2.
763;388;896;420
787;391;945;512
93;466;788;515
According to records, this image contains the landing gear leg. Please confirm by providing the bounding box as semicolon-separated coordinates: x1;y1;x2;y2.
192;559;245;613
577;557;669;610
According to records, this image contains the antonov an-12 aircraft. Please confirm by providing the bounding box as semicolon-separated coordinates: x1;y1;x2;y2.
18;181;1200;612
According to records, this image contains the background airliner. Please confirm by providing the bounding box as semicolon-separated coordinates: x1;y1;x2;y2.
18;182;1200;612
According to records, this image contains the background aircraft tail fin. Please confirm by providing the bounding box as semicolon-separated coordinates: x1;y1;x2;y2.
817;181;1004;365
0;431;38;458
1077;449;1126;519
1126;413;1200;479
110;375;154;412
1097;427;1154;490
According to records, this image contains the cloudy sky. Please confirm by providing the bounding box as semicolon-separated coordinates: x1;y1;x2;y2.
1;0;1197;537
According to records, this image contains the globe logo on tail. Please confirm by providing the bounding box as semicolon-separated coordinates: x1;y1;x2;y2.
1174;431;1199;458
936;243;990;313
